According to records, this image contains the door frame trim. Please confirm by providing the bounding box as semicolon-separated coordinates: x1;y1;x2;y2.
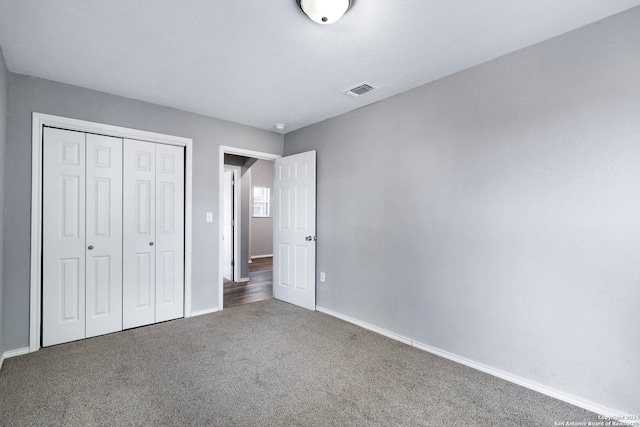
218;146;280;309
30;112;194;352
223;165;242;282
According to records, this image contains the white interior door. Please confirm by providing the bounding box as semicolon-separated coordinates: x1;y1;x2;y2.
222;169;233;281
273;150;316;310
123;140;185;328
155;143;185;323
85;134;123;338
42;128;87;346
123;139;157;329
41;126;186;346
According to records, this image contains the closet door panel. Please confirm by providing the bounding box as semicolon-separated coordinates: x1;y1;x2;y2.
123;139;157;329
42;128;87;347
155;144;185;322
85;134;123;338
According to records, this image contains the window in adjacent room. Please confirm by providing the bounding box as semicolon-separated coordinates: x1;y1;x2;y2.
253;186;270;217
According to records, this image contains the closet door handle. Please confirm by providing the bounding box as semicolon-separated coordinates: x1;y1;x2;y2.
88;245;94;250
149;242;154;246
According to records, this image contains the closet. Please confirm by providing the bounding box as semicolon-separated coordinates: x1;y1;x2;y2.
122;139;185;329
42;127;185;347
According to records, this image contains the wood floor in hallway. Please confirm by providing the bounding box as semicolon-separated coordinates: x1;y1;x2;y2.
223;256;273;307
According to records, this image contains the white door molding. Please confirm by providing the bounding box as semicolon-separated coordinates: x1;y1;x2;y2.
30;112;193;352
231;167;242;282
222;168;234;281
223;165;242;282
218;146;281;310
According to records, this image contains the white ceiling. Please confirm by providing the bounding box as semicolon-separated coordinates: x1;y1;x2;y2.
1;1;639;134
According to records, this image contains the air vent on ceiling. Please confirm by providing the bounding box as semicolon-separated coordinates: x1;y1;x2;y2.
344;82;377;97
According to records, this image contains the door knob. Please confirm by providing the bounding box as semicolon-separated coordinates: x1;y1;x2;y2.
87;245;94;250
149;242;154;246
305;236;316;241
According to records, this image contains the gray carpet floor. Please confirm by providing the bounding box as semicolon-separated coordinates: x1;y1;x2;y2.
0;299;601;426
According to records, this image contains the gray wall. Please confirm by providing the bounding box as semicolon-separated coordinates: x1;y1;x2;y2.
4;74;283;350
0;47;8;358
250;159;274;258
285;8;640;415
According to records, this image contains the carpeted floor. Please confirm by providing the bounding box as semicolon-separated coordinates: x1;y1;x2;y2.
0;300;600;426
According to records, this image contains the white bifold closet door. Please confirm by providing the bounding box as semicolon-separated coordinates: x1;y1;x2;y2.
42;129;185;347
123;139;185;329
42;128;123;347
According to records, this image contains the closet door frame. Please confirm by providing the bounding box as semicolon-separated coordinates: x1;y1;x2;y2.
30;112;193;352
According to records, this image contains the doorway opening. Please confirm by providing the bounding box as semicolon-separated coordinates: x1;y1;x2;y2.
224;254;273;307
219;146;280;310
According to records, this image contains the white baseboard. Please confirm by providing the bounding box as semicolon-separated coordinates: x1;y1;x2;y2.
4;347;30;358
237;277;250;283
0;347;31;371
189;307;220;317
251;254;273;259
316;306;412;345
315;306;637;425
410;341;637;424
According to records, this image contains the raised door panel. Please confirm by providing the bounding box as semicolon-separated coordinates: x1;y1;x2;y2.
85;134;123;338
123;139;157;329
276;183;292;291
155;144;185;322
42;127;87;346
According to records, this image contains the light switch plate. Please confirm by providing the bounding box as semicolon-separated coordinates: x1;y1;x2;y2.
320;272;326;282
206;212;213;222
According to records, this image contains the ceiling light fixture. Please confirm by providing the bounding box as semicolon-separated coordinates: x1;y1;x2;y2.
274;124;286;131
296;0;352;25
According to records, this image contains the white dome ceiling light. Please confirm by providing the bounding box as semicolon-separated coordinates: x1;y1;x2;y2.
296;0;353;25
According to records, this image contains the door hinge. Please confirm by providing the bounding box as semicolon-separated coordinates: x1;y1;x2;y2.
231;260;234;266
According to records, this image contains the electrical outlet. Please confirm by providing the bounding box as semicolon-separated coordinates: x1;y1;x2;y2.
206;212;213;222
320;272;326;282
